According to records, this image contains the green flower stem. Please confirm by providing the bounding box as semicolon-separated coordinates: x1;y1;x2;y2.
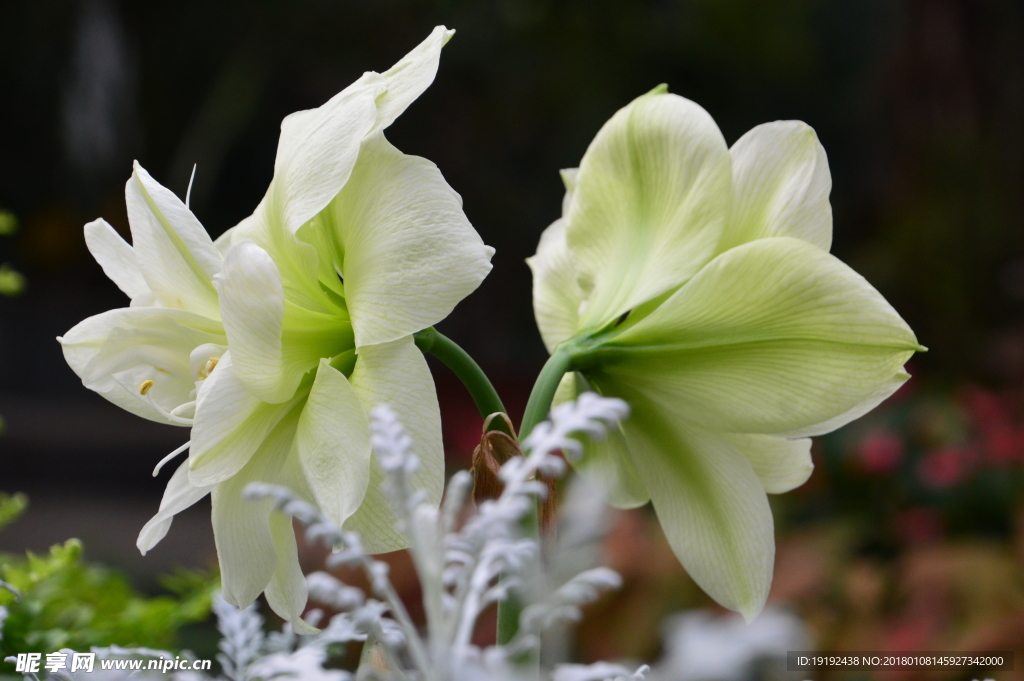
413;327;512;437
518;346;574;444
496;346;574;646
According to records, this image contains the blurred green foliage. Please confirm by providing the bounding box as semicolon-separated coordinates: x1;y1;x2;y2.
0;209;21;297
0;211;15;237
0;266;24;298
0;494;27;533
0;493;218;672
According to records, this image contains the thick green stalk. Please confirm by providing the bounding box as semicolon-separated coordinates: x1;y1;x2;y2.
496;346;574;646
413;327;512;437
518;347;574;445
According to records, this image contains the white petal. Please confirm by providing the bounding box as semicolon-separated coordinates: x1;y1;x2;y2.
781;372;909;438
723;433;813;494
264;511;316;634
567;90;731;333
272;74;385;234
556;373;649;509
125;162;221;318
216;240;285;399
189;352;302;486
294;360;372;527
620;398;774;620
217;240;349;404
527;219;584;353
264;446;317;632
211;406;301;608
373;25;454;133
576;424;650;509
137;460;212;554
343;336;443;553
719;121;832;252
84;218;151;300
60;307;225;425
608;237;922;435
316;135;493;348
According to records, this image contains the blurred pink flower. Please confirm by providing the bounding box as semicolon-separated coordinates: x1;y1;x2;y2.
857;430;904;475
893;507;943;544
962;386;1008;429
982;424;1023;466
917;447;968;489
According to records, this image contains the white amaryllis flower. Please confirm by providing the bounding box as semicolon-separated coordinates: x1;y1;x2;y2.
528;86;923;620
61;26;493;631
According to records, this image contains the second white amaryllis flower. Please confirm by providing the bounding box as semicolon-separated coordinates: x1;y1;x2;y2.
528;86;923;620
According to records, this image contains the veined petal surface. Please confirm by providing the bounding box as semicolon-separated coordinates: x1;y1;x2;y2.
84;218;151;301
605;237;921;435
374;26;454;133
265;511;316;634
568;90;731;332
612;392;774;620
343;336;443;553
60;307;225;425
528;219;584;353
723;433;814;494
272;74;385;235
554;373;649;508
267;436;318;631
211;407;302;608
781;372;910;438
189;353;302;486
719;121;832;252
317;135;493;348
294;360;372;528
125;163;221;318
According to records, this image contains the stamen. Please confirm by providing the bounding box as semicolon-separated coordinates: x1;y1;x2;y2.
114;374;194;426
152;441;191;477
205;357;219;376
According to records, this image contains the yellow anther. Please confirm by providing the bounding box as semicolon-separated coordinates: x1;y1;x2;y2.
205;357;219;376
139;380;155;395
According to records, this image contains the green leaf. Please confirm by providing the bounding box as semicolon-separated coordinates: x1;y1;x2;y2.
0;493;27;532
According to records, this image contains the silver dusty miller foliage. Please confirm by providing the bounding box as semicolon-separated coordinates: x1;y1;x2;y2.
6;392;648;681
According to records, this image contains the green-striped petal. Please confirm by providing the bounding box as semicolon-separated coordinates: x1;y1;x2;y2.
723;433;813;494
718;121;832;252
567;90;731;333
604;237;921;435
294;360;372;528
612;392;774;621
217;240;351;404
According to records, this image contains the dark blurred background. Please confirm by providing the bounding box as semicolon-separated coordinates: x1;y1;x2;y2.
2;0;1024;668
